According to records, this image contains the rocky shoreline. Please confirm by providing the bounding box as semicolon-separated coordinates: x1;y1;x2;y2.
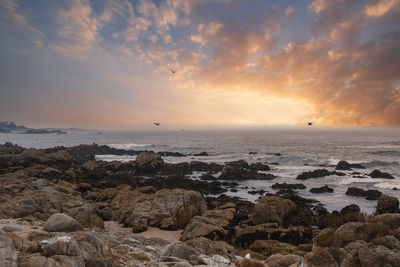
0;142;399;267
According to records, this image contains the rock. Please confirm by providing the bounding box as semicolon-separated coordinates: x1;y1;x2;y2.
271;183;306;190
129;251;151;261
372;235;400;250
310;185;334;194
249;240;298;257
250;196;296;225
180;215;229;241
77;182;92;192
193;152;209;156
0;235;18;267
266;253;304;267
249;162;270;171
40;236;81;257
123;189;206;231
135;152;164;173
369;169;395;179
185;237;235;256
219;165;275;180
335;160;365;170
304;248;338;267
296;169;345;180
334;222;366;246
248;189;266;195
375;195;399;214
227;159;250;169
345;240;400;267
313;228;334;247
67;203;104;229
161;241;199;261
340;204;360;215
1;225;23;233
43;213;84;232
238;258;266;267
345;187;382;200
366;213;400;229
73;231;111;261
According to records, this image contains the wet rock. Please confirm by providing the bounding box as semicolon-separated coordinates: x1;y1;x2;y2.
310;185;334;194
189;161;223;173
249;162;270;171
375;195;399;214
251;196;296;225
345;187;382;200
219;165;275;181
296;169;345;180
340;204;361;215
193;152;208;156
335;160;365;170
43;213;84;232
200;173;216;181
369;169;395;179
248;189;266;195
271;183;306;190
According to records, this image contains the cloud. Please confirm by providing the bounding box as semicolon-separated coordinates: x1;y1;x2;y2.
51;0;100;58
0;0;42;46
365;0;400;17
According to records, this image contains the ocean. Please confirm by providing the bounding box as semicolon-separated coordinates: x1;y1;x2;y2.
1;128;399;214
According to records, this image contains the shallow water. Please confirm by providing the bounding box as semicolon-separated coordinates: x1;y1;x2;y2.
1;128;399;214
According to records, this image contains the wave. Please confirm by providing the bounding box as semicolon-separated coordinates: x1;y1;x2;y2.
108;143;152;149
362;160;400;167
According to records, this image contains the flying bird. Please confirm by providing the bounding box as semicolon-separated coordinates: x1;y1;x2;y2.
307;122;313;126
154;122;160;126
169;67;177;74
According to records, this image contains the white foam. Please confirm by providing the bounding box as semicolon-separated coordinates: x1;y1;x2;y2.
108;143;151;149
95;154;136;162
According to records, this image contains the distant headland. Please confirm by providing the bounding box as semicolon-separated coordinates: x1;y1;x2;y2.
0;121;67;134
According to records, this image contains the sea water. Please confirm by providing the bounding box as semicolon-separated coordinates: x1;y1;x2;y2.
1;127;399;214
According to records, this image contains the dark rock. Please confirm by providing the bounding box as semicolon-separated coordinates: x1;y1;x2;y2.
369;169;395;179
248;189;266;195
200;173;216;181
340;204;361;215
219;165;275;181
249;152;257;155
296;169;345;180
346;187;382;200
226;160;249;169
272;183;306;190
189;161;223;173
375;195;400;214
230;188;238;192
310;185;334;194
335;160;365;170
193;152;208;156
249;162;270;171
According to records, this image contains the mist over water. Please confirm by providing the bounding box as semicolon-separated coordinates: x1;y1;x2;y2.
1;127;399;214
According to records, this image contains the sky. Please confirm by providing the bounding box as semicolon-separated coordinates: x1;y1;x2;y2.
0;0;399;129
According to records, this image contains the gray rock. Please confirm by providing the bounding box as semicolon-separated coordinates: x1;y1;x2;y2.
161;241;199;261
43;213;84;232
0;235;18;267
1;225;23;233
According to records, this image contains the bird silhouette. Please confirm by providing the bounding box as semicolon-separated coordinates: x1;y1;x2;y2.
169;68;177;74
154;122;160;126
307;122;313;126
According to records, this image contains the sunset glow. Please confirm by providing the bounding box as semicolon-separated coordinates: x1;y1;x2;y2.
1;0;399;128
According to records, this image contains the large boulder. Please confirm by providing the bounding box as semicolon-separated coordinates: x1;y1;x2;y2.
304;248;338;267
43;213;84;232
135;152;164;173
266;253;304;267
375;195;399;214
161;241;199;261
180;216;228;241
366;213;400;229
40;236;81;257
345;240;400;267
250;196;296;225
123;189;206;231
